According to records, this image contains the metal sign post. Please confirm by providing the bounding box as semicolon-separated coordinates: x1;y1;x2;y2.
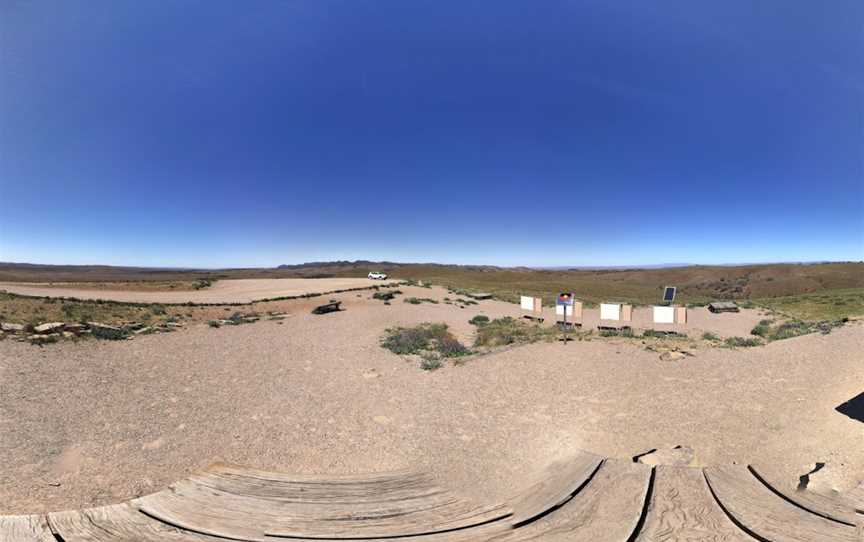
557;292;575;344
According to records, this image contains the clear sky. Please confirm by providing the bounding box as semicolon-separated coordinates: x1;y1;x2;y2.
1;1;862;268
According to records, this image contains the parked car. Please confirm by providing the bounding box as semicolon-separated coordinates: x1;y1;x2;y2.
368;271;388;280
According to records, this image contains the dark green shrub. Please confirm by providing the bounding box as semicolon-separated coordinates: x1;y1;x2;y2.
403;297;438;305
724;336;762;348
750;319;773;337
469;315;490;326
420;354;443;371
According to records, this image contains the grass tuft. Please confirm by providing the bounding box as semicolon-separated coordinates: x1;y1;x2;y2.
724;336;762;348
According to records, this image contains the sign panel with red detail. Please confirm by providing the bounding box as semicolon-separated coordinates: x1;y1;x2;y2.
557;292;574;306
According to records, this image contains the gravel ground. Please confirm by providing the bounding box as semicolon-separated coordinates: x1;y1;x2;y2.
1;285;862;514
0;278;396;304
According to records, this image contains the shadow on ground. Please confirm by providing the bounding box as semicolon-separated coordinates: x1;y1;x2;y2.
836;392;864;423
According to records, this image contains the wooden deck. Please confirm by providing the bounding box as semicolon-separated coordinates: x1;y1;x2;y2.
4;451;863;541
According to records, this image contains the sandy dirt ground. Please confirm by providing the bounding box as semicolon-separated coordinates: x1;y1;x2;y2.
1;285;862;514
0;278;396;304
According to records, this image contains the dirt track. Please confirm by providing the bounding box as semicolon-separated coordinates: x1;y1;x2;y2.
0;278;395;304
1;285;862;514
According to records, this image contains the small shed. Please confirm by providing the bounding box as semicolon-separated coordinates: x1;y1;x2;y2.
708;301;739;313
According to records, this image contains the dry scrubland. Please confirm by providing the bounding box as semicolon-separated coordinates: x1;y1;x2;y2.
2;261;862;321
0;282;862;517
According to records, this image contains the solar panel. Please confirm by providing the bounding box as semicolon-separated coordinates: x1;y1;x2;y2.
663;286;676;302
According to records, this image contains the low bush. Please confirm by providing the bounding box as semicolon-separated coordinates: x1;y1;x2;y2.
193;278;213;290
599;327;634;337
437;335;471;357
373;291;396;301
380;323;471;367
747;319;844;342
473;317;556;347
403;297;439;305
701;331;720;341
381;326;433;355
420;353;443;371
91;325;129;340
468;315;490;327
724;336;762;348
750;319;773;338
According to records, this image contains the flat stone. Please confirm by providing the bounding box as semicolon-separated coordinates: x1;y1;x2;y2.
1;322;25;332
133;327;153;335
28;334;59;344
659;350;687;361
34;322;66;334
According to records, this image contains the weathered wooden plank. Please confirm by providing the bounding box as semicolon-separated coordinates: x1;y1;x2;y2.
0;515;54;542
137;467;511;541
508;450;603;526
704;465;859;542
749;464;860;526
192;464;442;503
635;465;752;541
48;503;228;541
491;458;652;541
845;482;864;513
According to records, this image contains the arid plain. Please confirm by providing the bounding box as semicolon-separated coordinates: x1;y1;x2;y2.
1;279;862;516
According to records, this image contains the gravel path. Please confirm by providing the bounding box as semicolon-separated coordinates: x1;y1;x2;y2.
0;278;395;304
1;286;862;514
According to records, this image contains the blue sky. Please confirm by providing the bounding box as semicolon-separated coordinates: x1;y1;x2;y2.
1;0;862;268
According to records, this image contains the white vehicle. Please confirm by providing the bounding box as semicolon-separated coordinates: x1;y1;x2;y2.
367;271;388;280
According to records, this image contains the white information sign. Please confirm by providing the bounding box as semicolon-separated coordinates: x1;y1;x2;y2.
600;303;621;321
653;306;675;324
520;296;535;311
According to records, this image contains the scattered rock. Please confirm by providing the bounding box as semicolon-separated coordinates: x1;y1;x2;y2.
28;334;59;345
124;322;146;331
88;322;128;340
133;327;153;335
373;415;392;425
61;331;75;339
1;322;25;333
34;322;66;334
660;351;687;361
635;445;695;466
362;369;381;379
166;322;185;328
64;323;86;333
